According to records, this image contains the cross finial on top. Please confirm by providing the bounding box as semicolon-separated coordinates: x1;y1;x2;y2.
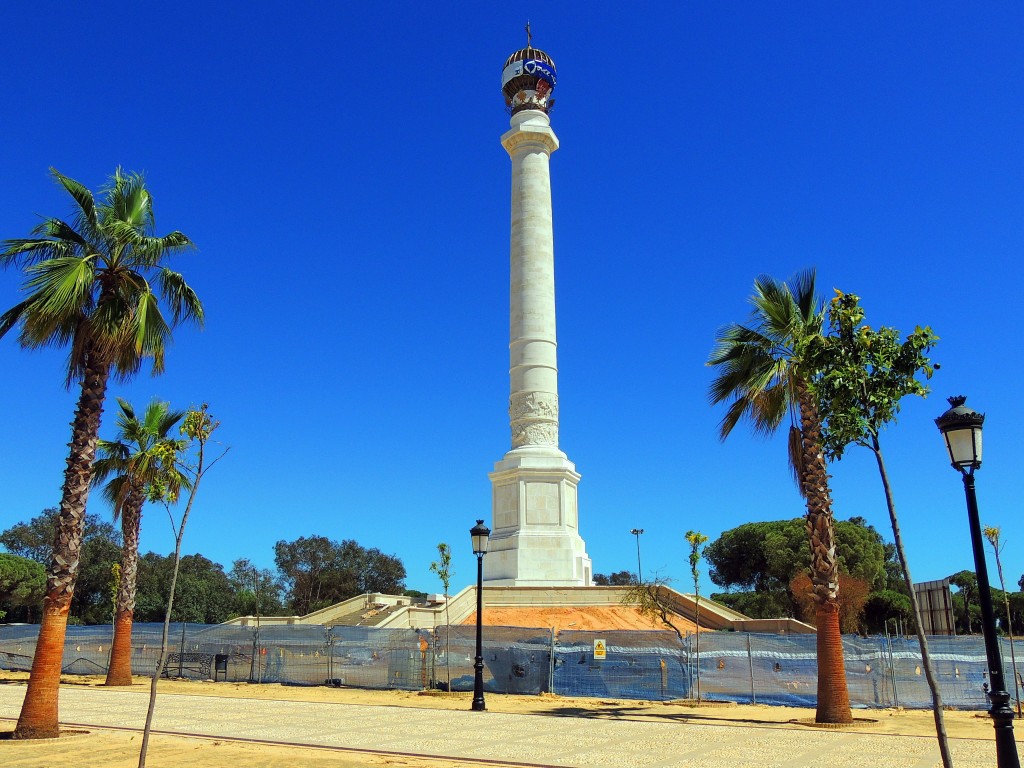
526;20;532;48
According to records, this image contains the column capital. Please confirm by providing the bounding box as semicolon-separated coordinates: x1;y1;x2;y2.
502;124;559;156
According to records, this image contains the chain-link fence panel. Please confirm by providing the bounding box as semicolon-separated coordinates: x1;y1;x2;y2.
327;626;427;690
0;623;38;672
554;630;691;700
433;625;552;694
891;634;988;710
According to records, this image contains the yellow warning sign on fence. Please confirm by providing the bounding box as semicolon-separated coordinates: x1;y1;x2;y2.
593;639;607;660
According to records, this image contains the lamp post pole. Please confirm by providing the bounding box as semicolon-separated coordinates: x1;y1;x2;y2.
936;395;1019;768
470;519;490;712
630;528;644;584
962;471;1019;767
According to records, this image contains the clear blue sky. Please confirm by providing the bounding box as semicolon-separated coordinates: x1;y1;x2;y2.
2;3;1022;598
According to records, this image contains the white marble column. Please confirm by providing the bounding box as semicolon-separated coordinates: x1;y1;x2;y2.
504;109;562;455
486;108;592;587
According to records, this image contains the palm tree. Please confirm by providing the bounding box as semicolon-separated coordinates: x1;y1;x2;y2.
92;398;187;686
0;168;202;738
707;270;851;724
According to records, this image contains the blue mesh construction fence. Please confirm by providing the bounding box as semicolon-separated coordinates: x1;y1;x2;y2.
0;622;1014;710
552;630;999;709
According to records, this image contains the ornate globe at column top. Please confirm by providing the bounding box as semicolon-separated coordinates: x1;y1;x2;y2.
501;46;557;115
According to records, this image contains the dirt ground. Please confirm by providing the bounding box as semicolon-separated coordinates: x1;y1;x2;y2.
460;605;696;632
0;671;1005;768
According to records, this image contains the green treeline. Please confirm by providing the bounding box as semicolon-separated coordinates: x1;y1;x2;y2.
707;516;1024;635
0;508;406;625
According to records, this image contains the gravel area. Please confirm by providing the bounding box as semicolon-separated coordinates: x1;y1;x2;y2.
0;683;1013;767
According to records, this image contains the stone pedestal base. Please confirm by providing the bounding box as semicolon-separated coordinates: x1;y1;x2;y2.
485;451;592;586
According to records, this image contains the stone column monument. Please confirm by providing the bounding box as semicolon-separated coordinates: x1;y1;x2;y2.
485;41;592;586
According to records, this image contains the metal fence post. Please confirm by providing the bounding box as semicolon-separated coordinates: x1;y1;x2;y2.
885;629;900;708
548;628;556;694
178;622;186;677
326;626;334;682
685;632;693;699
746;633;756;704
249;626;257;682
256;623;263;684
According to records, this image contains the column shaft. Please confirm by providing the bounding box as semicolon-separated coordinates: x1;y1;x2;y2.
502;111;560;452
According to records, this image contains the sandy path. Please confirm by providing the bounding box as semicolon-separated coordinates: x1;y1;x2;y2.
0;673;1017;768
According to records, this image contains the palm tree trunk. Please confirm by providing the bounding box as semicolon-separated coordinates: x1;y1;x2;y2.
14;355;110;739
871;435;953;768
106;494;144;686
814;601;849;717
795;380;852;724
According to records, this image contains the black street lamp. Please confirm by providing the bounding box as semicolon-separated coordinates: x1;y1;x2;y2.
470;519;490;712
630;528;644;584
936;395;1020;768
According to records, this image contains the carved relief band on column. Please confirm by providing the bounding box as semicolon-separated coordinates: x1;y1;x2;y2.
510;391;559;447
510;391;559;420
511;422;559;448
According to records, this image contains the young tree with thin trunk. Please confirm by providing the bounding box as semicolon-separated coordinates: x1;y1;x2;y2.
429;543;453;691
1;168;202;739
685;530;709;701
625;578;688;642
983;526;1022;718
808;290;951;768
92;398;187;686
708;270;852;724
139;404;225;768
623;577;699;699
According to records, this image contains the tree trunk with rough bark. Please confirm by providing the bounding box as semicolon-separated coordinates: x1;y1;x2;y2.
796;379;852;724
14;356;110;739
814;602;850;718
106;493;144;686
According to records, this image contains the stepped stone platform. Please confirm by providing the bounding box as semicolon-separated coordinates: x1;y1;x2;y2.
223;586;814;635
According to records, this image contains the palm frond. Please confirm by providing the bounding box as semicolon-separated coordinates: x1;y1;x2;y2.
790;268;819;323
115;397;138;424
751;275;797;339
104;219;147;259
24;257;96;317
157;268;204;326
95;394;189;519
748;381;789;437
132;290;173;372
717;396;752;440
788;425;806;497
1;236;79;267
38;218;89;249
141;399;185;436
14;266;94;357
49;168;101;244
0;299;32;340
5;168;198;384
97;474;131;520
102;169;153;233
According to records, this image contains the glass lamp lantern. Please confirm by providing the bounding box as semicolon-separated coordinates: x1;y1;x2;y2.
935;395;984;471
471;520;491;555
